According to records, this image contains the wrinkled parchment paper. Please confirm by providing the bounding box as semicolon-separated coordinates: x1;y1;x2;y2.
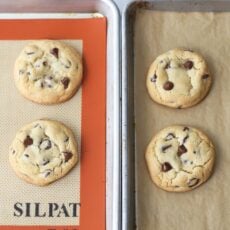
0;40;82;225
134;9;230;230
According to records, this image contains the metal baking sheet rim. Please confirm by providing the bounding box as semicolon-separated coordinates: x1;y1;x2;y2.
0;1;121;230
121;1;230;230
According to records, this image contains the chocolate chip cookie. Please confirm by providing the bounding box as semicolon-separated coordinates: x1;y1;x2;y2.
146;48;212;108
14;40;83;104
145;125;215;192
9;119;78;186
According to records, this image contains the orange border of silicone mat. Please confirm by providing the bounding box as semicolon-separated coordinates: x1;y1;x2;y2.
0;18;106;230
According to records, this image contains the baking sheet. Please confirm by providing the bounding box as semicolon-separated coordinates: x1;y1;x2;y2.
0;40;82;225
134;9;230;230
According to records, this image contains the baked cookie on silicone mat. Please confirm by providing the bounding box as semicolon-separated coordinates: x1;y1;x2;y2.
14;40;83;104
146;48;212;108
145;125;215;192
9;119;78;186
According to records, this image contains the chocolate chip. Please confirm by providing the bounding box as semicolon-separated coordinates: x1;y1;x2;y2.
177;106;182;109
165;62;170;69
23;135;33;148
193;151;196;154
190;161;193;165
44;170;51;177
50;48;59;58
48;76;53;80
65;60;71;69
184;60;193;69
183;135;189;143
162;144;172;152
177;145;187;157
61;77;70;89
24;154;29;158
26;52;35;55
162;162;172;172
43;61;47;66
188;178;200;187
40;139;51;150
27;72;31;76
163;81;174;90
184;49;194;52
183;127;189;131
202;74;209;79
43;160;50;166
34;124;42;129
64;137;69;142
150;74;157;83
19;70;24;75
165;133;175;141
12;150;15;154
63;152;73;162
40;82;44;88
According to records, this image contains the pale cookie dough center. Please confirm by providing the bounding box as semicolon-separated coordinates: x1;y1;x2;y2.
166;67;192;96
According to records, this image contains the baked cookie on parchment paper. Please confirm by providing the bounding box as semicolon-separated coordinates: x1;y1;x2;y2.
14;40;83;104
145;125;215;192
146;48;212;108
9;119;78;186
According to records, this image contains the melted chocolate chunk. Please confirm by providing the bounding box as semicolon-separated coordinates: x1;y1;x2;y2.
184;60;193;69
61;77;70;89
183;135;189;143
177;145;187;157
163;81;174;90
165;133;175;141
23;135;33;148
26;52;35;55
50;48;59;58
165;62;170;69
183;127;189;131
162;162;172;172
162;144;172;152
188;178;200;187
202;74;209;79
150;74;157;83
63;152;73;162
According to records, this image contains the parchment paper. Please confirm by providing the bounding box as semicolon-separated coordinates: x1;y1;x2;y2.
0;40;82;225
134;10;230;230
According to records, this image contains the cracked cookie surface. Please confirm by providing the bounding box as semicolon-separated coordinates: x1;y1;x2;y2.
145;125;215;192
14;40;83;104
9;119;78;186
146;48;212;108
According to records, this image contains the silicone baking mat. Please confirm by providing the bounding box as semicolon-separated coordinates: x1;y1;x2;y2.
0;18;106;230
